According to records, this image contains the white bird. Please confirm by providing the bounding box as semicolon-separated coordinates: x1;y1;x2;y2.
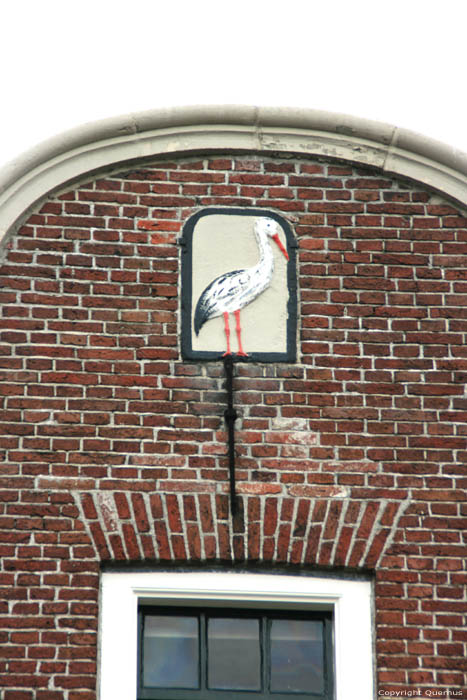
194;217;289;356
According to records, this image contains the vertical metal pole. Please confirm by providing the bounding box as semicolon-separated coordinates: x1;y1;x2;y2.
223;355;238;515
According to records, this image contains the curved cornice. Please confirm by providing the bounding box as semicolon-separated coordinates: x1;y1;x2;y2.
1;105;466;239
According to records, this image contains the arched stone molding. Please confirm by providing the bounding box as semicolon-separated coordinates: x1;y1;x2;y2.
1;105;467;241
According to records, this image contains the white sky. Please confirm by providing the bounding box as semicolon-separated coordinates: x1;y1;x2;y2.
1;0;466;170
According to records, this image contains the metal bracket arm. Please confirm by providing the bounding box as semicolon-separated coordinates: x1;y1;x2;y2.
223;355;238;515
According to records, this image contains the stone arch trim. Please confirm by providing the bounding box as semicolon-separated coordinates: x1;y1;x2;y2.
1;105;467;241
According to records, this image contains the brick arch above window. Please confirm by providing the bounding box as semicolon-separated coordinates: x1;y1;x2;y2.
74;490;408;571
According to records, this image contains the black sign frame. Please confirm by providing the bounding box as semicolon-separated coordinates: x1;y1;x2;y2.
180;208;298;363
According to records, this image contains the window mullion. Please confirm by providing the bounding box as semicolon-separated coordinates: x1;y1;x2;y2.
199;611;207;692
137;608;143;696
324;614;334;700
261;613;269;696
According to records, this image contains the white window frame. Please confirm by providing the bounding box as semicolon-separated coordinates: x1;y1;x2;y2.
99;571;374;700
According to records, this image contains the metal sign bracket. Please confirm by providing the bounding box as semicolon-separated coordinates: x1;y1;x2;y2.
223;355;238;515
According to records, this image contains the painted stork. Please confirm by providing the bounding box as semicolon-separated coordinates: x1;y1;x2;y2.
194;217;289;356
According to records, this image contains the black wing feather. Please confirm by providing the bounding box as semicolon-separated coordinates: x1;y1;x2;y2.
194;269;245;335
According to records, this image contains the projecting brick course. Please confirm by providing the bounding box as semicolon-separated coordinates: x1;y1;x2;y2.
0;154;466;697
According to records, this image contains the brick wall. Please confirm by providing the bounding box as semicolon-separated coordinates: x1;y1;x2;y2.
0;154;466;698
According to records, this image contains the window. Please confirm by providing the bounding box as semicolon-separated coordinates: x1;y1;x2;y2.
99;571;373;700
138;606;333;699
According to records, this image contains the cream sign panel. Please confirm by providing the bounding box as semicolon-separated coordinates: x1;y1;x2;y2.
181;209;297;362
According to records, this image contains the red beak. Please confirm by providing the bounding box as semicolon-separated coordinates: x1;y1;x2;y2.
272;233;289;260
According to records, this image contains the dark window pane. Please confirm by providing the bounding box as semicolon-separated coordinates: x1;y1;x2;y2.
143;615;199;689
208;617;261;690
270;619;324;694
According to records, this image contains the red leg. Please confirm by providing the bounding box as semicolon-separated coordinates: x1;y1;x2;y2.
222;312;231;356
234;309;248;357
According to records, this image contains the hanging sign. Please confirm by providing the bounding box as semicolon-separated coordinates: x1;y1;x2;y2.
181;208;297;362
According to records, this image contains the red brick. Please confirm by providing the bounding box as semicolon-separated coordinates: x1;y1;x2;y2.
1;154;467;693
131;493;150;532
